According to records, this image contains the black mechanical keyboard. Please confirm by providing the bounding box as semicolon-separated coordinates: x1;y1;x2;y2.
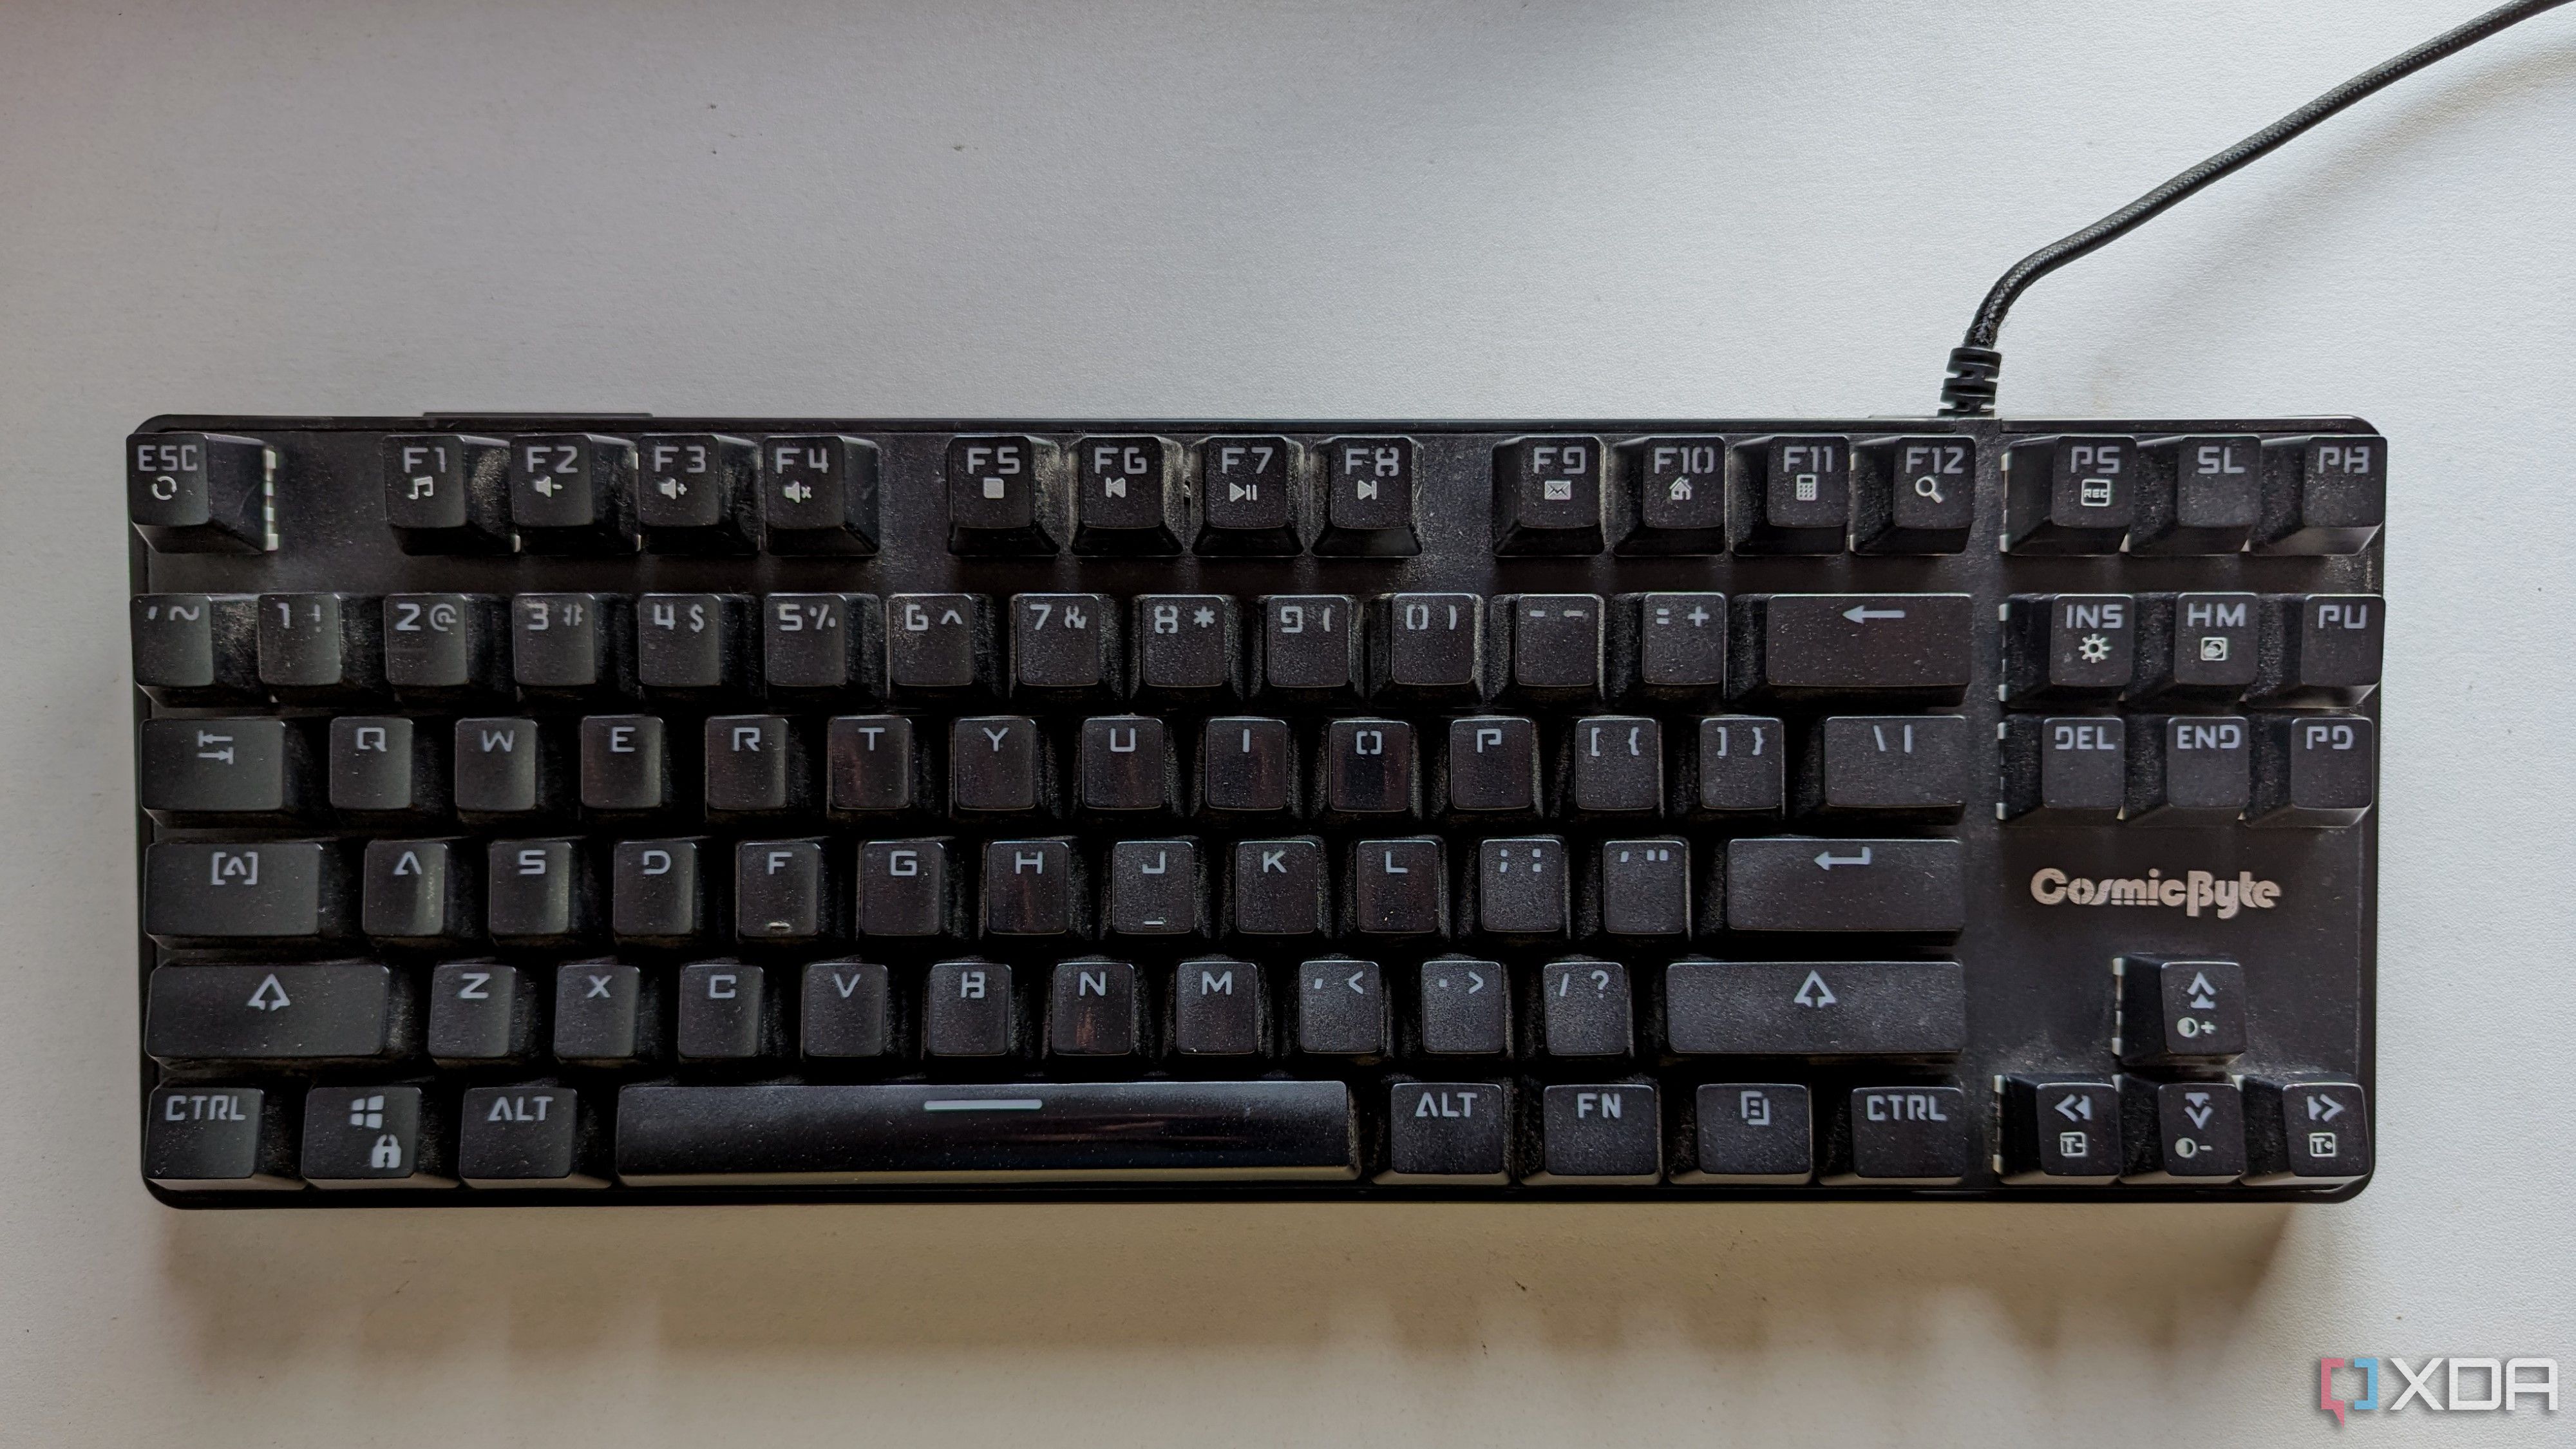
126;415;2381;1204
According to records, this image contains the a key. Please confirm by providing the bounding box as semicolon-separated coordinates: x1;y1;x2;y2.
1501;593;1605;699
924;960;1020;1056
1730;593;1973;703
1080;715;1175;813
2002;594;2136;701
2000;715;2125;822
513;592;631;697
1621;592;1727;701
1313;436;1419;555
144;963;406;1065
2118;956;2246;1065
146;1086;297;1191
1730;434;1850;554
1851;435;1975;554
951;715;1052;815
1296;958;1387;1056
705;714;808;815
143;841;348;944
1528;1083;1660;1184
361;838;477;943
1372;592;1484;700
2257;433;2385;554
257;592;383;699
1048;958;1142;1054
737;839;833;942
2123;715;2251;825
1676;1083;1813;1184
1200;716;1297;815
857;838;963;937
1133;594;1241;699
131;593;261;703
1592;838;1690;937
453;716;565;819
460;1084;605;1189
1258;594;1359;697
554;963;658;1068
1323;719;1417;817
1106;838;1203;936
802;960;895;1059
1999;1078;2121;1185
140;717;308;820
760;435;880;554
765;592;883;695
1665;960;1967;1055
1567;717;1661;815
1414;956;1508;1054
828;715;928;815
509;433;639;553
1692;715;1785;815
2132;433;2259;554
886;593;994;694
328;716;443;817
1230;837;1328;936
1801;714;1969;819
383;433;513;553
1011;592;1119;697
637;592;749;694
635;433;757;552
1537;958;1633;1056
2243;1079;2371;1186
578;714;670;813
486;838;593;945
2004;434;2135;553
1492;435;1605;554
946;433;1061;554
1071;435;1184;554
302;1086;453;1189
983;838;1084;936
2119;1077;2244;1183
1197;435;1302;554
1725;838;1964;933
1473;836;1569;938
677;962;782;1061
1172;956;1263;1054
1381;1082;1511;1184
2251;713;2375;827
1615;436;1728;554
427;962;540;1065
1443;716;1538;815
2125;592;2259;702
1349;837;1446;936
610;838;708;945
2249;594;2383;706
1827;1086;1973;1184
383;592;507;699
128;431;275;553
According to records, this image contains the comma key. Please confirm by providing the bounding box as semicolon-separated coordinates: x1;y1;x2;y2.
1723;838;1963;933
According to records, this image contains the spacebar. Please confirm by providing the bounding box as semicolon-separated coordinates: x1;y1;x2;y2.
614;1081;1359;1185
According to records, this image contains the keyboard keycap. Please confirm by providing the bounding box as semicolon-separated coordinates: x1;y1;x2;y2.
2119;1077;2244;1183
1295;958;1387;1056
555;962;656;1067
705;714;808;815
638;592;750;693
2250;714;2375;827
802;960;895;1059
128;431;274;553
453;716;564;818
2242;1079;2371;1186
1730;434;1849;554
677;962;781;1061
2249;594;2383;706
765;592;882;695
1133;594;1241;698
2118;956;2246;1065
1080;715;1177;813
1567;716;1661;815
428;962;540;1065
1537;958;1632;1056
1323;719;1417;817
1676;1083;1813;1184
1200;716;1296;815
146;1086;296;1191
983;838;1083;936
1048;958;1141;1054
946;434;1061;554
1011;592;1119;697
132;592;261;703
1414;956;1508;1054
383;592;507;699
925;960;1019;1056
1615;436;1728;554
1502;593;1605;699
330;716;444;816
2002;593;2136;701
1382;1082;1511;1184
857;838;962;937
2000;715;2125;822
258;592;382;699
1828;1086;1973;1185
1530;1083;1660;1184
1802;714;1969;819
1593;838;1690;937
1622;592;1727;699
513;592;630;696
1258;594;1359;696
1314;437;1419;555
460;1084;605;1189
636;433;757;552
1349;837;1445;936
509;433;639;553
2123;715;2250;825
760;435;880;554
2003;434;2134;553
1730;593;1973;703
736;839;831;942
303;1085;453;1189
2125;591;2258;702
145;963;404;1065
1197;436;1301;554
1230;837;1328;936
1999;1077;2121;1184
1106;838;1202;936
951;715;1051;815
1172;956;1262;1054
486;838;593;944
1071;436;1183;554
1492;435;1604;555
1851;435;1974;554
578;714;669;812
362;838;477;943
886;593;994;694
1692;715;1785;815
143;841;347;943
2132;433;2258;554
1725;838;1964;933
140;717;306;820
1665;960;1967;1056
384;433;514;553
828;715;927;816
1444;716;1538;814
610;838;708;944
2257;433;2384;554
1473;836;1568;937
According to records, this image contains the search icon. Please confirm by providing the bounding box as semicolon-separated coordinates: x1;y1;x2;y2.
1913;475;1945;504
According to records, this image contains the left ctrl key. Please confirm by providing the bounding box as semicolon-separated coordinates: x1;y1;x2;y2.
146;1086;301;1190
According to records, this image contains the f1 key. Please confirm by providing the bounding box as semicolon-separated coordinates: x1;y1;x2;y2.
1729;594;1972;704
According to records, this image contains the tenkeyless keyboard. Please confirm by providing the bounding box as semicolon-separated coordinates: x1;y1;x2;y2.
126;415;2381;1204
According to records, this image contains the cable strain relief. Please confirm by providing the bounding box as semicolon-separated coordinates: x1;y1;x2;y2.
1938;346;2003;417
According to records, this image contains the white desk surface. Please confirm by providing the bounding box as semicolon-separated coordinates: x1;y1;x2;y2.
3;1;2571;1443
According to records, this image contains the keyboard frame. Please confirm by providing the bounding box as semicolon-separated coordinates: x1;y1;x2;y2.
131;413;2381;1208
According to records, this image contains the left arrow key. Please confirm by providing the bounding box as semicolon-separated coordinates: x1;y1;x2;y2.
145;963;415;1066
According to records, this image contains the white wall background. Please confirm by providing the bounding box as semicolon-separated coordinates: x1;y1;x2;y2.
3;1;2571;1443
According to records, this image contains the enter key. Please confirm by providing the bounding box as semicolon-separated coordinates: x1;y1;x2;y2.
1723;837;1964;932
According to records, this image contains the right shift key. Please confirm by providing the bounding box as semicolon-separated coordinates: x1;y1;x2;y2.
1725;838;1964;933
1729;594;1972;704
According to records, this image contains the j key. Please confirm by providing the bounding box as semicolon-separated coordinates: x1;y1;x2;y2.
1012;593;1119;698
1106;838;1203;936
303;1085;453;1189
1851;435;1975;554
578;714;670;812
1569;717;1661;814
737;840;833;942
454;717;565;818
1348;837;1446;937
1725;838;1964;933
146;1086;296;1191
760;435;880;554
946;433;1061;554
1071;435;1183;554
1616;436;1728;554
555;963;658;1068
1258;594;1359;697
766;592;882;695
427;962;540;1065
1197;435;1301;554
1133;594;1241;698
1473;837;1568;938
1080;716;1176;813
131;593;261;703
2243;1079;2371;1186
677;963;782;1061
258;592;383;699
829;715;928;815
2132;434;2259;554
460;1084;605;1189
925;960;1020;1056
486;839;594;944
857;838;963;937
143;841;348;944
1296;958;1387;1056
610;838;708;944
1537;959;1633;1056
1374;592;1484;700
1592;838;1690;937
2249;594;2383;706
1314;436;1419;556
2251;714;2375;828
1501;593;1605;699
1230;837;1329;936
1828;1086;1973;1185
886;593;994;695
1999;1078;2121;1184
383;592;507;699
1999;715;2125;822
361;838;478;943
1414;956;1508;1054
1693;715;1785;815
128;431;274;552
1172;956;1263;1054
1676;1083;1813;1184
2125;592;2258;702
2124;715;2250;825
1730;594;1973;703
144;962;404;1065
140;717;307;820
1802;715;1969;819
1048;958;1142;1055
1622;592;1727;699
2003;434;2135;553
635;433;757;552
1200;716;1296;815
1665;960;1967;1056
330;716;445;817
509;433;639;553
802;960;895;1059
1492;435;1605;555
705;714;809;815
2002;594;2136;701
951;715;1051;815
1444;716;1538;814
1730;434;1850;554
2257;433;2385;554
1324;719;1417;817
513;592;631;697
2118;956;2244;1065
2119;1077;2244;1184
983;838;1084;936
1381;1082;1511;1184
383;433;513;553
1530;1083;1660;1185
637;592;749;694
